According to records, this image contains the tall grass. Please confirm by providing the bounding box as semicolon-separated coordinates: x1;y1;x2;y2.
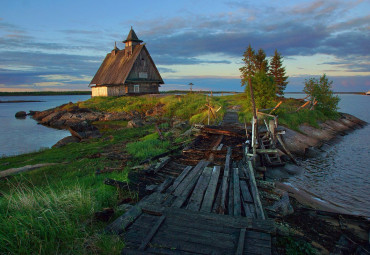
0;183;124;254
126;133;171;161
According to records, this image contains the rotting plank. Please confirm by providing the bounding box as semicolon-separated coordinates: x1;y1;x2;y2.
164;207;275;234
173;161;206;196
200;166;221;213
235;228;246;255
157;177;174;193
217;143;224;151
240;180;253;203
220;147;232;214
246;160;265;220
212;184;222;213
187;167;213;211
105;206;142;235
172;162;210;208
228;168;234;216
233;168;241;216
138;215;166;250
167;166;192;194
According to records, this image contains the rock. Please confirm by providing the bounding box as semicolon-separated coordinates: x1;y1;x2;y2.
68;121;101;139
127;119;144;128
52;136;80;148
268;192;294;216
28;110;38;116
15;111;27;118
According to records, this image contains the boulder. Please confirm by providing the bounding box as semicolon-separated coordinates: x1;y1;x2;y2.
15;111;27;118
28;110;38;116
268;192;294;216
52;136;80;148
68;121;101;139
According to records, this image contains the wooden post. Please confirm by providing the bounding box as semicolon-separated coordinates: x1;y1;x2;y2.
269;101;282;114
248;77;258;158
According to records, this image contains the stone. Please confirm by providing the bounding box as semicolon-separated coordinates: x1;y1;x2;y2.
268;192;294;216
52;136;80;148
127;119;144;128
15;111;27;118
68;121;101;139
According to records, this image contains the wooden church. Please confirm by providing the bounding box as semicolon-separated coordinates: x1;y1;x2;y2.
90;28;164;97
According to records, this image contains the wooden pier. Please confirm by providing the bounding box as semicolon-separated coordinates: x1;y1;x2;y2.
108;111;276;254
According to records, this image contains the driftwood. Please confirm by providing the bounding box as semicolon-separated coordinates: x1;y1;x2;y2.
0;163;58;178
277;134;298;165
201;127;243;137
155;124;164;141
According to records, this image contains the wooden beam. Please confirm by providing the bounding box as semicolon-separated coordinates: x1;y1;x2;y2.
166;166;192;194
235;228;246;255
233;168;241;216
220;147;232;214
256;149;278;154
173;161;206;196
200;166;221;213
246;161;265;220
105;206;142;234
187;167;213;211
138;215;166;251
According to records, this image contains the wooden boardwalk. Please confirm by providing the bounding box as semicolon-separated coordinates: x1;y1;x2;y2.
107;112;275;254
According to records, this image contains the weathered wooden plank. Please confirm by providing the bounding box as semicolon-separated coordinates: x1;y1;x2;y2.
246;230;271;241
122;248;156;255
164;216;238;235
172;162;210;208
160;222;237;248
220;147;232;214
235;228;246;255
153;227;235;252
164;207;275;234
167;166;192;194
242;200;255;219
240;180;253;203
247;160;265;220
212;184;222;213
157;177;174;193
187;167;213;211
151;234;224;255
200;166;221;213
146;247;201;255
233;168;241;216
173;161;206;196
228;167;234;216
139;215;166;250
105;206;142;234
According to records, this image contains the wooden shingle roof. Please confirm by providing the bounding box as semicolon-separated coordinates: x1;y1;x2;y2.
90;45;163;86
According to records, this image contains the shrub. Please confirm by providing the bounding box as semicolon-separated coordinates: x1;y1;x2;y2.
303;74;340;115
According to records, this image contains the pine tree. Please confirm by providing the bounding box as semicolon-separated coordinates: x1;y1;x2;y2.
255;48;269;73
269;49;288;96
239;44;256;86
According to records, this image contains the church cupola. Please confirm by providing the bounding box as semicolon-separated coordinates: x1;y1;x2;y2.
123;27;143;56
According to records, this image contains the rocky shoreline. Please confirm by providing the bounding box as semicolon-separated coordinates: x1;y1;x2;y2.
280;112;367;157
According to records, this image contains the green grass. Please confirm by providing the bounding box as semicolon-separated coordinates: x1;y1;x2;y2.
0;123;155;254
78;94;227;125
126;133;171;161
219;94;340;130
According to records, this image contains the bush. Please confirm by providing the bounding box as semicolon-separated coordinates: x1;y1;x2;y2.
303;74;340;115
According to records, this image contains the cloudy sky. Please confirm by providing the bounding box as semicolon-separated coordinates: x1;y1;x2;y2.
0;0;369;92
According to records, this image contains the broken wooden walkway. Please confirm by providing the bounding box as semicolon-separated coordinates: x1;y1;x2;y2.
108;111;276;254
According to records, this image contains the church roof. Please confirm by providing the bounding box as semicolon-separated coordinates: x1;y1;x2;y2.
90;45;163;85
123;27;143;43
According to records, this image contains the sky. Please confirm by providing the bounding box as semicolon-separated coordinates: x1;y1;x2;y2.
0;0;369;92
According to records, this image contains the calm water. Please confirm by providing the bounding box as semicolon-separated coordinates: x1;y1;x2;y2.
285;94;370;217
0;95;91;157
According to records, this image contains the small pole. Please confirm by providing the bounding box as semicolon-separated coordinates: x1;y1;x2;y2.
189;83;193;93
